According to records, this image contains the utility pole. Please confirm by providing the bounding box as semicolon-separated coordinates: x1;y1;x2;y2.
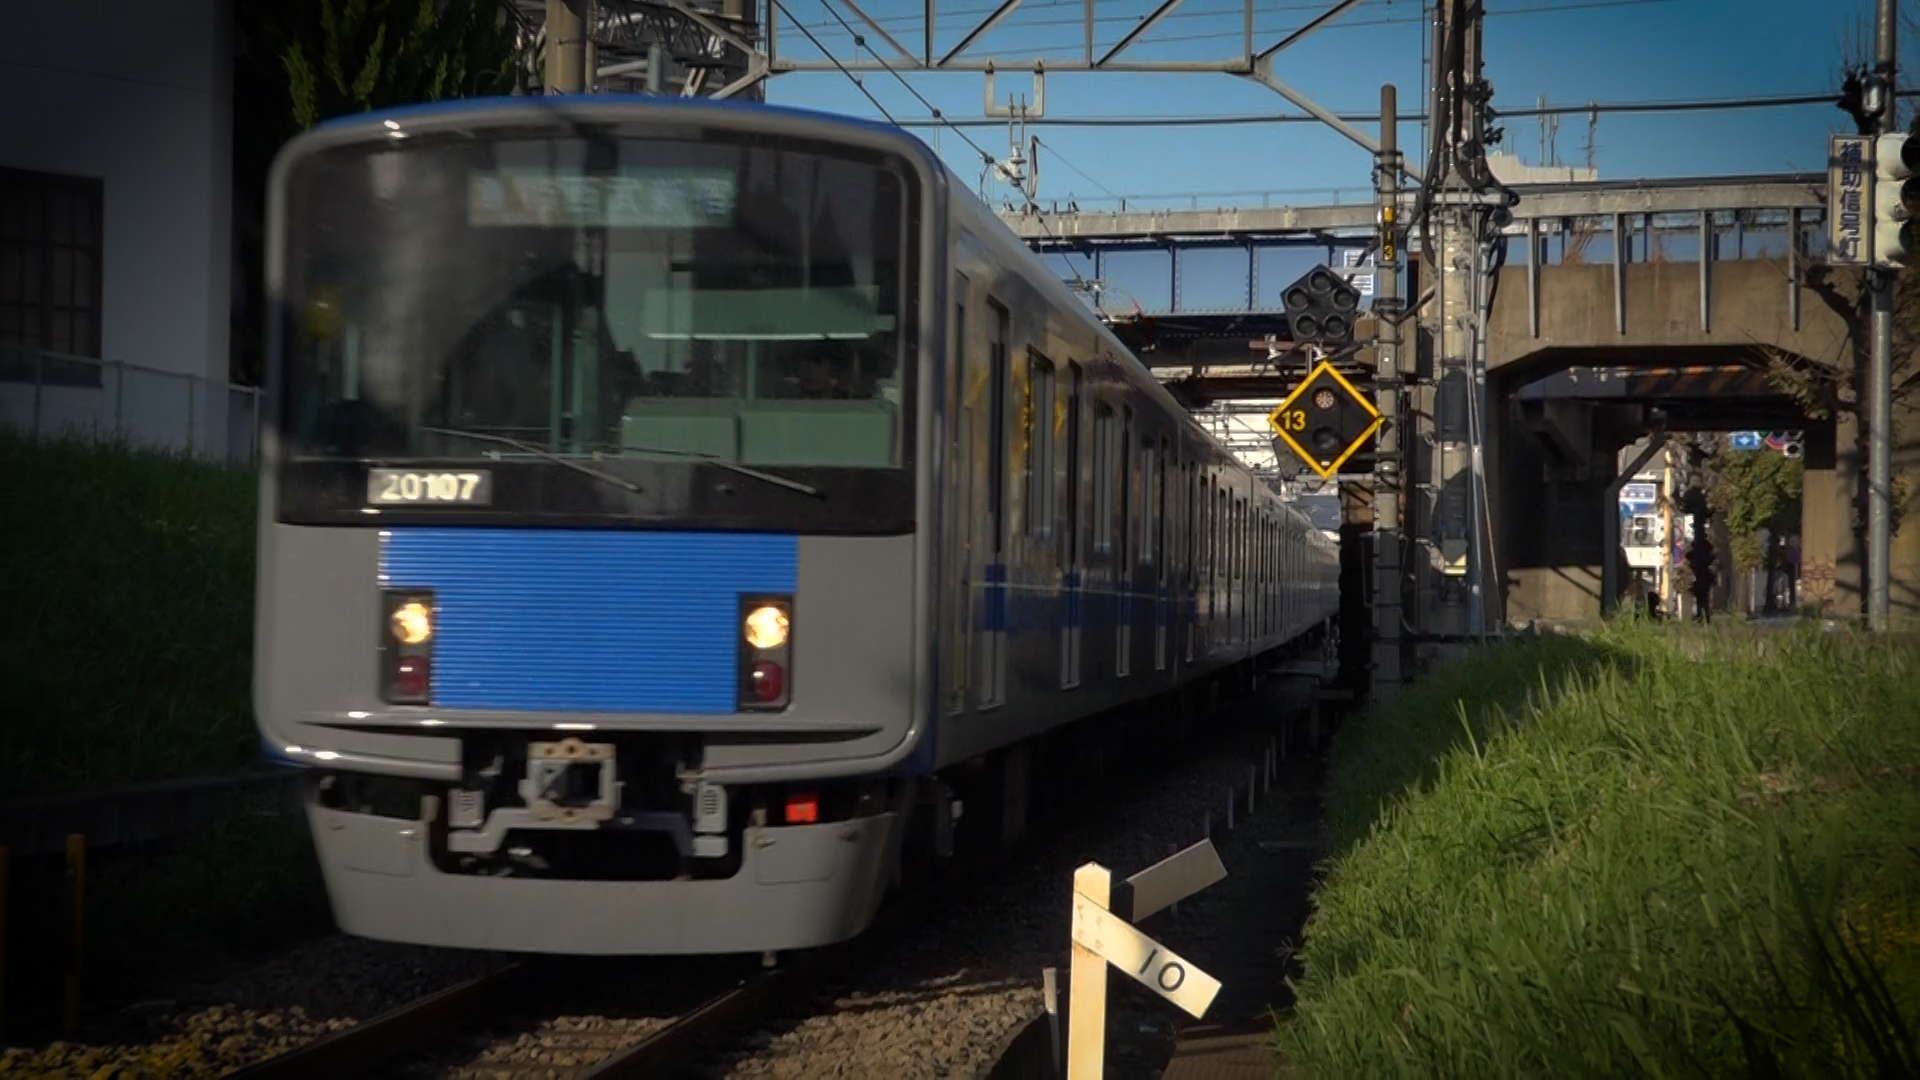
1371;83;1406;703
1869;0;1897;631
1415;0;1498;644
545;0;587;95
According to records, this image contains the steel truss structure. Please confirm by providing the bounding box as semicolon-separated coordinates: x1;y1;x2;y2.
505;0;765;98
505;0;1414;182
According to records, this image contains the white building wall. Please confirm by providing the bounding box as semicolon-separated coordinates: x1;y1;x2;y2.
0;0;239;460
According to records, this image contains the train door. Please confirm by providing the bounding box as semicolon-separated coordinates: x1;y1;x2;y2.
977;300;1010;711
1203;476;1215;653
1255;515;1265;639
1154;437;1169;672
1116;407;1134;680
1227;494;1238;650
1283;523;1293;638
944;279;972;716
1244;491;1259;641
1215;485;1228;650
1060;363;1083;689
1186;465;1198;663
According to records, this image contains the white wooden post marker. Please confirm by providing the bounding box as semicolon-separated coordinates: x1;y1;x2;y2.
1066;838;1228;1079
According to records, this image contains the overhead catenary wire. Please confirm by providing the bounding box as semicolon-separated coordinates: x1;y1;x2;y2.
787;0;1111;298
873;89;1920;129
814;0;998;170
1033;136;1122;202
781;0;1681;49
766;0;898;124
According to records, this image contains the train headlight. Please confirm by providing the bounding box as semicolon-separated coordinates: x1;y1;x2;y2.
381;591;435;706
739;597;793;711
744;605;790;651
391;601;434;645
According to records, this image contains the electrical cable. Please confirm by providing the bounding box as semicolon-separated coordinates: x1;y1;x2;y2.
873;90;1920;130
1034;136;1123;202
766;0;898;124
778;0;1107;291
785;0;1682;50
815;0;999;170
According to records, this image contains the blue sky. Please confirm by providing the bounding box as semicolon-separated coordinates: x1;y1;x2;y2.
759;0;1889;209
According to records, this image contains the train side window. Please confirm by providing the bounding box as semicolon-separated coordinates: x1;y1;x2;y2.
1140;437;1157;567
1216;488;1227;582
1155;438;1170;584
1201;477;1211;585
1189;467;1200;586
987;300;1010;558
1119;407;1134;567
1065;363;1082;565
1239;497;1248;584
1233;497;1242;586
1025;350;1055;539
1092;404;1114;555
1259;515;1274;630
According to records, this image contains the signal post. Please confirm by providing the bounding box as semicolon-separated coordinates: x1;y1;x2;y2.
1265;166;1400;702
1867;0;1903;631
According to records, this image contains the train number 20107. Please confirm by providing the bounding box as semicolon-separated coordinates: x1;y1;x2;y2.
367;469;493;506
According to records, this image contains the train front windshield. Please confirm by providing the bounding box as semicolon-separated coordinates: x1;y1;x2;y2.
273;125;918;533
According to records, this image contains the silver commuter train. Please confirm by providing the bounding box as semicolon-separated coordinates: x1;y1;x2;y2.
253;95;1340;956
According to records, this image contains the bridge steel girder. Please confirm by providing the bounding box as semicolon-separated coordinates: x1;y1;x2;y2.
997;174;1824;246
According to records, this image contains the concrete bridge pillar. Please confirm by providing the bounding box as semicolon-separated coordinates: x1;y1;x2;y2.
1493;398;1650;626
1797;421;1851;615
1802;403;1920;622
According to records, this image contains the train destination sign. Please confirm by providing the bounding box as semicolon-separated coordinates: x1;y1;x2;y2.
1267;359;1383;480
467;167;738;230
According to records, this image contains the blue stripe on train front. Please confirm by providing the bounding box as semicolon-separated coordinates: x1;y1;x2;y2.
379;529;798;714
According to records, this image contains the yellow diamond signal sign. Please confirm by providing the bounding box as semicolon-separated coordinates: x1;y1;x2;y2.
1266;360;1383;480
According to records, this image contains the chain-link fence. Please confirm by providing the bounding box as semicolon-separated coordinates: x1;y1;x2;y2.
0;346;261;467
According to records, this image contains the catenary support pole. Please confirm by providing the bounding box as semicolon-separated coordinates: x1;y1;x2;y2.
1371;82;1406;704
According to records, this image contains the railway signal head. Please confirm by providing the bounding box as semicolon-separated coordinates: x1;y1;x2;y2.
1874;133;1920;268
1267;360;1383;480
1280;265;1362;347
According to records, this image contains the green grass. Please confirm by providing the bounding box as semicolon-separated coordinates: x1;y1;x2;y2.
0;432;260;799
1279;622;1920;1078
0;435;336;1031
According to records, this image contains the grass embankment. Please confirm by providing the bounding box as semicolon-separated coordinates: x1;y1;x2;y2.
1;432;259;798
1281;622;1920;1078
0;434;331;1025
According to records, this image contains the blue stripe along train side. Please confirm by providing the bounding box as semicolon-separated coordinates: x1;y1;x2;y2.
252;94;1343;958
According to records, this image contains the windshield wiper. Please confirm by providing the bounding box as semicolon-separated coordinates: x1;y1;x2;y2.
417;425;642;495
618;443;823;499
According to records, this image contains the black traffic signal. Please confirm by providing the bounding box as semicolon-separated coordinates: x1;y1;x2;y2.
1281;265;1362;347
1268;360;1383;480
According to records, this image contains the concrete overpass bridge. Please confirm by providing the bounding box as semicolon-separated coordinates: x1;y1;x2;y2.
994;173;1920;625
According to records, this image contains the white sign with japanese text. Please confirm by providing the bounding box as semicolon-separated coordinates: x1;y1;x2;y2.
1829;133;1873;266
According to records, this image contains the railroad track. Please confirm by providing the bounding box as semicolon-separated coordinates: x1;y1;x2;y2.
226;853;1000;1079
221;955;754;1080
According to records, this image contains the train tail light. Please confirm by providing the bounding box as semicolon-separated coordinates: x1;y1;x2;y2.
784;790;819;824
749;660;785;702
738;597;793;710
382;592;435;705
